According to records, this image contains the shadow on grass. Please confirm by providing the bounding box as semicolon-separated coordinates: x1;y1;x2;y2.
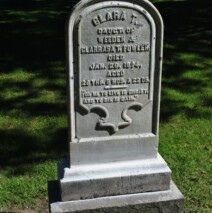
0;127;67;175
155;0;212;121
0;0;78;176
0;0;211;175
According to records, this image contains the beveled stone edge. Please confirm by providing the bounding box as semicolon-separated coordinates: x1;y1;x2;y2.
50;181;184;213
58;154;171;201
59;154;170;181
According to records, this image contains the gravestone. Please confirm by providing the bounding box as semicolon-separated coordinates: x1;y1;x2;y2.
49;0;184;212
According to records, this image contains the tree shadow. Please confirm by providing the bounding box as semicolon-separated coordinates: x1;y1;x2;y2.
154;0;212;122
0;0;211;175
0;0;78;175
0;128;67;177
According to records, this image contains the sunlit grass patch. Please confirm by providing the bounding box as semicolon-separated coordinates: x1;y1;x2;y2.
0;0;211;212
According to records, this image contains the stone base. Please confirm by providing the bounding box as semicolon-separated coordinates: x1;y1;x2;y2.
59;154;171;201
49;181;184;213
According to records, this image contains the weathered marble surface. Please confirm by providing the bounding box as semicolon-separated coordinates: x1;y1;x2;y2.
67;0;164;165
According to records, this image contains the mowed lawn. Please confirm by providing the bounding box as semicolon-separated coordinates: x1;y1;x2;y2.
0;0;211;212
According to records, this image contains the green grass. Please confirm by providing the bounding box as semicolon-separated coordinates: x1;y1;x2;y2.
0;0;211;212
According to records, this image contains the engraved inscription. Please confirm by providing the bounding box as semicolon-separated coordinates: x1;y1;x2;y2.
92;11;127;26
78;6;155;132
97;27;124;35
97;36;125;44
81;44;150;54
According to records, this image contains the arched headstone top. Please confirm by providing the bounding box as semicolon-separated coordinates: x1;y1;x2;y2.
67;0;164;144
68;0;163;28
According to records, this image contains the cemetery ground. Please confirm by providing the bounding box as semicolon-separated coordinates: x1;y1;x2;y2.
0;0;211;212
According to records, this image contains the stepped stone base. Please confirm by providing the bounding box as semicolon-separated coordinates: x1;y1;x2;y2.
48;181;184;213
58;155;171;201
